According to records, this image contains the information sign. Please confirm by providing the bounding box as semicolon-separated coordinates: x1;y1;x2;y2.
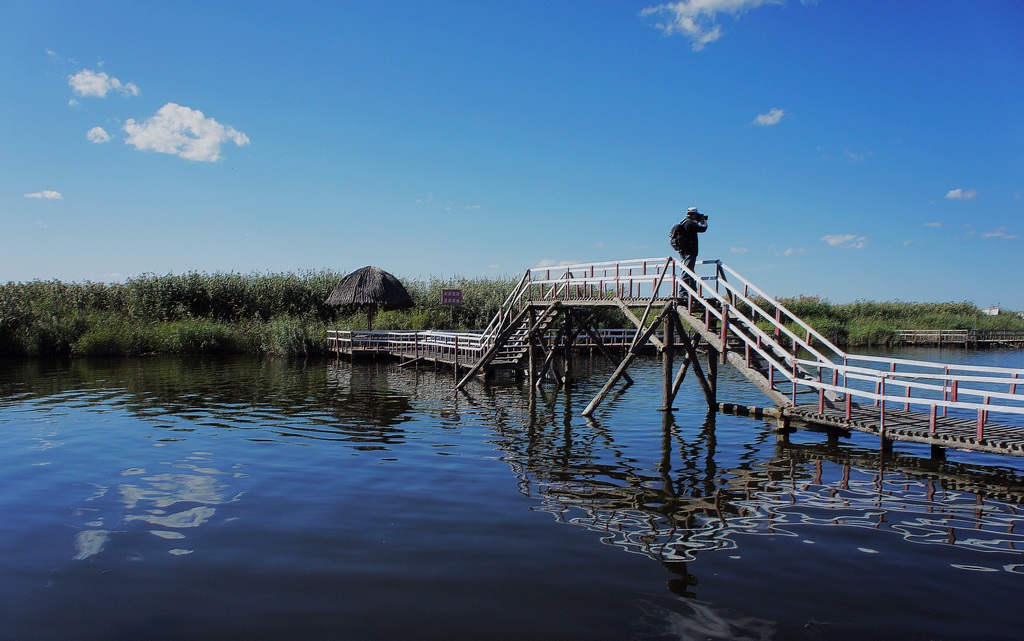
441;289;463;306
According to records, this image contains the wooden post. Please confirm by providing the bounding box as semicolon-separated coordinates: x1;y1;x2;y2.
719;303;730;365
707;344;718;407
528;335;537;388
676;324;715;409
454;334;459;380
564;311;574;387
661;310;675;411
776;415;790;443
583;306;670;416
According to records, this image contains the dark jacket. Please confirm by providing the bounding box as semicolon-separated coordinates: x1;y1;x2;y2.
671;217;707;255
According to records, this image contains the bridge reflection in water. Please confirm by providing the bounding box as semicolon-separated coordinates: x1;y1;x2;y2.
461;378;1024;596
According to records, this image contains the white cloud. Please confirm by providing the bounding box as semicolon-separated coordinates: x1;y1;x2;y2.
68;69;140;98
535;259;577;269
87;126;111;144
123;103;250;162
24;190;63;200
641;0;784;50
923;222;941;228
843;149;870;163
945;188;977;201
752;107;784;126
981;227;1017;240
782;247;805;256
730;246;747;253
821;234;866;249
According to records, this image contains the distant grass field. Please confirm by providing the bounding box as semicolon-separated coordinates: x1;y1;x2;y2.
766;296;1024;347
0;271;519;357
1;273;1020;356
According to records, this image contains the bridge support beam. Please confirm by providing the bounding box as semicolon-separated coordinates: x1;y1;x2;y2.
675;316;716;410
583;304;672;417
660;310;675;412
586;300;723;418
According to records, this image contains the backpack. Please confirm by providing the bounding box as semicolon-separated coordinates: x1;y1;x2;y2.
669;221;685;252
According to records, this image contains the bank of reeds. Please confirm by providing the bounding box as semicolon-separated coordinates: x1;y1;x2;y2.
0;271;343;357
765;296;1024;347
0;272;529;357
2;273;1022;357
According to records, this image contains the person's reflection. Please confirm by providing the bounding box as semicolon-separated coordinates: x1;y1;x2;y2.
663;559;699;598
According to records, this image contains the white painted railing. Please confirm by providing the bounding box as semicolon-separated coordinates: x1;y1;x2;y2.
326;327;654;364
487;256;1024;434
330;256;1024;436
672;259;1024;434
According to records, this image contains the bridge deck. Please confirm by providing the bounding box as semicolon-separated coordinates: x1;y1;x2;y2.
328;256;1024;460
789;402;1024;456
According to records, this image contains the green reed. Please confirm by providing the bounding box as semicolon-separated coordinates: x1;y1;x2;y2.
769;296;1024;347
4;273;1022;357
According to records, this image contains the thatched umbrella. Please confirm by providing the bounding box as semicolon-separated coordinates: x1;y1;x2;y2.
325;266;414;330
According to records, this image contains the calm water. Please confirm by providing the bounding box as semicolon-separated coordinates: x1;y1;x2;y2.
1;349;1023;641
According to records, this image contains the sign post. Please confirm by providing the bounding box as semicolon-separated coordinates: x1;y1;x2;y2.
441;289;463;328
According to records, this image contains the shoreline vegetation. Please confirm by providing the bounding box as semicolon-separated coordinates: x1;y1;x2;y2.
1;272;1022;357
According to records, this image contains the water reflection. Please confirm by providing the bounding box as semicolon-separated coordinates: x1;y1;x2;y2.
0;356;415;446
471;378;1024;592
70;452;244;560
5;353;1024;629
634;597;778;641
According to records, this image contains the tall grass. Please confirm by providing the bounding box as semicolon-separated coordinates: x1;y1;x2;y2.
0;271;529;356
4;273;1023;357
771;296;1024;347
0;272;343;357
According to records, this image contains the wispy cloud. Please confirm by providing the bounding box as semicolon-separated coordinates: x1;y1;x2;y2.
782;247;805;256
945;188;977;201
87;126;111;143
981;227;1017;240
68;69;140;98
752;107;784;126
843;149;871;163
24;190;62;200
821;234;866;249
923;222;941;228
730;246;747;253
641;0;784;51
535;259;577;269
124;103;249;162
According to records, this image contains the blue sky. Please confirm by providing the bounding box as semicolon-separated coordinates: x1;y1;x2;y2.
2;1;1022;308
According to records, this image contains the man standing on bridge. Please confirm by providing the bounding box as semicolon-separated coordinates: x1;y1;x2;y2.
670;206;708;295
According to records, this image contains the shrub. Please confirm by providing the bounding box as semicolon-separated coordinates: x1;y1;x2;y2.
264;316;323;356
150;319;240;354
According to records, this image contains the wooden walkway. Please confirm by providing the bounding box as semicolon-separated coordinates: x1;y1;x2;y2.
788;402;1024;457
896;329;1024;348
329;256;1024;460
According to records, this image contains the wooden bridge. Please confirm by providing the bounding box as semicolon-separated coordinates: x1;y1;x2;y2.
328;256;1024;459
896;328;1024;348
